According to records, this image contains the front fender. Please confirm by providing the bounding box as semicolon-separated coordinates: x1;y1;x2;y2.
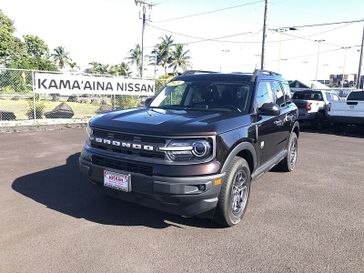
221;142;257;173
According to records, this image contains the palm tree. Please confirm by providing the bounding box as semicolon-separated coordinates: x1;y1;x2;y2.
151;35;174;75
109;62;131;77
169;44;191;73
51;46;72;69
69;61;79;71
127;44;142;77
85;62;109;75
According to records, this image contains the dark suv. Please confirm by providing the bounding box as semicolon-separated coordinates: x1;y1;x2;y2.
79;70;299;227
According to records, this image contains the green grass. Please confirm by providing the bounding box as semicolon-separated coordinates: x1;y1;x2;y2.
0;99;101;120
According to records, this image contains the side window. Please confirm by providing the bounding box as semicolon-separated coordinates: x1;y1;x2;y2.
281;82;292;103
190;86;204;104
255;81;274;110
271;81;285;107
327;93;339;101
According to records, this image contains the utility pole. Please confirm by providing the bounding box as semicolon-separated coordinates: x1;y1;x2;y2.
314;39;325;81
260;0;268;70
135;0;153;78
356;25;364;88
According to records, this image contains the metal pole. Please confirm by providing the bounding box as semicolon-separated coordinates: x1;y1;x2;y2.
135;1;153;78
278;31;282;72
32;71;36;121
260;0;268;70
141;5;146;78
341;47;350;88
315;39;325;81
356;25;364;88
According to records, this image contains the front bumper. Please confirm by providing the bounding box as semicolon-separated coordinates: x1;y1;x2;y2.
79;157;225;217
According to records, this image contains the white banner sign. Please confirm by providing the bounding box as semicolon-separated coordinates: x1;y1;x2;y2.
33;72;155;96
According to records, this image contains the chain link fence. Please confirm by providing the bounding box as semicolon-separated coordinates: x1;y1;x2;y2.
0;68;168;124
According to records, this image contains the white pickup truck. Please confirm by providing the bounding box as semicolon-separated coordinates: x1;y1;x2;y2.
292;90;340;127
327;91;364;126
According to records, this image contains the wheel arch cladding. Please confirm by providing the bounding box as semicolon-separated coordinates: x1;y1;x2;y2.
221;142;257;174
292;121;300;138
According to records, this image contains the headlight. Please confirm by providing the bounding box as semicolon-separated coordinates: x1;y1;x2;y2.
160;139;213;162
85;123;93;145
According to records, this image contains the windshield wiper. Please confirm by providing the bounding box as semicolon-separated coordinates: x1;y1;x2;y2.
154;105;187;110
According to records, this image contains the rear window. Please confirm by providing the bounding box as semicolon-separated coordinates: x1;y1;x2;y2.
292;91;323;101
347;91;364;101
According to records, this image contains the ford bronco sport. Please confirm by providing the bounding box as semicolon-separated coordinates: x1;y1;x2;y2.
79;69;299;227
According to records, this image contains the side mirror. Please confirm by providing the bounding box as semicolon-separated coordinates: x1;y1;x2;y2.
144;97;153;107
258;102;280;116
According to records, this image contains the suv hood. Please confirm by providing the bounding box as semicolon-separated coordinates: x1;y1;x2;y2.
90;108;251;136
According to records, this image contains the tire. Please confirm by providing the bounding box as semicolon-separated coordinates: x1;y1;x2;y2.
277;132;298;172
213;157;251;227
311;112;323;129
311;119;320;129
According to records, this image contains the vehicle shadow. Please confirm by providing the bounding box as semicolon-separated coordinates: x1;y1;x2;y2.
12;153;220;229
300;123;364;139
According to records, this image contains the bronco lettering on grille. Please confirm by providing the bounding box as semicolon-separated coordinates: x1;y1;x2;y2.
94;137;155;151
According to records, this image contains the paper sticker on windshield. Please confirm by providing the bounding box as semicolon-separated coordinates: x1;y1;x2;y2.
167;80;185;87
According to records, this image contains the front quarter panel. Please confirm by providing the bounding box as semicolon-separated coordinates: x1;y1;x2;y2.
217;124;257;172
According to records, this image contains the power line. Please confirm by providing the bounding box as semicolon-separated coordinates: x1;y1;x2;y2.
269;22;355;44
267;47;356;63
276;18;364;30
148;24;262;44
274;30;343;48
152;0;264;23
230;46;355;68
147;20;360;47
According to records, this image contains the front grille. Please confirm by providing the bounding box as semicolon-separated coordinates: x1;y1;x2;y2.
91;129;166;160
93;129;166;144
92;144;165;159
92;155;153;176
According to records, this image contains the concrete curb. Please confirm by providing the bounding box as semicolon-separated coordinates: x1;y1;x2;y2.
0;119;88;133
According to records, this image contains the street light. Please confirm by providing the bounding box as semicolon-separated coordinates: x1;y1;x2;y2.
219;49;231;72
314;39;325;81
274;27;297;73
340;46;351;88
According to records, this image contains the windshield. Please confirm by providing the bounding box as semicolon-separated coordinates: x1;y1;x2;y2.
292;90;323;101
150;80;251;112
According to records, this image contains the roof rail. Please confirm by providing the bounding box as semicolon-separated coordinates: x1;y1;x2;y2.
253;69;281;76
251;69;281;82
181;70;218;75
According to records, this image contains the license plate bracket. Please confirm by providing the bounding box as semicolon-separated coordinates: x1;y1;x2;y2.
104;170;131;192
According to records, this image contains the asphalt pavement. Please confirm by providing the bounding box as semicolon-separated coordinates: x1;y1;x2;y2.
0;127;363;273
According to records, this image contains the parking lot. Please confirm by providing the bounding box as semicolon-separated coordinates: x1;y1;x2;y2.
0;127;363;273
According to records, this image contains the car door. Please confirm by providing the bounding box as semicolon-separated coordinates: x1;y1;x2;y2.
270;81;291;153
253;80;282;166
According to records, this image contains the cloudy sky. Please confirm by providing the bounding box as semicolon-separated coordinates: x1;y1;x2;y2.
2;0;364;80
